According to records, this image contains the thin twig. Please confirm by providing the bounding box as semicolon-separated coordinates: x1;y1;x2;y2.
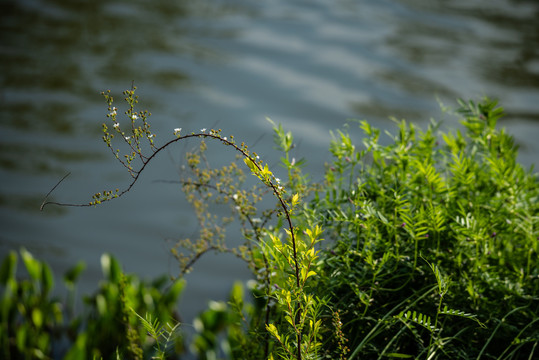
43;130;305;359
40;172;71;211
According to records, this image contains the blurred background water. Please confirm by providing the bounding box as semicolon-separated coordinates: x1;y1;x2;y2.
1;0;538;322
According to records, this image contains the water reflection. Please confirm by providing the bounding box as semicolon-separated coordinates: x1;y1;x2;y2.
1;0;240;104
0;0;244;215
1;102;78;134
0;193;67;215
0;142;102;174
386;0;539;92
349;99;426;122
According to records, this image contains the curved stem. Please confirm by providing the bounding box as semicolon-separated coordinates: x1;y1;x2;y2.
41;130;304;359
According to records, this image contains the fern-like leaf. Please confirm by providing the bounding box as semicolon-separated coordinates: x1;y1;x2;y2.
427;203;446;233
396;310;438;333
130;307;165;340
440;305;486;328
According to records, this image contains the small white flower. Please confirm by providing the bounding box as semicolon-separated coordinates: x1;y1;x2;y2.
223;137;227;141
256;155;260;160
148;134;155;139
113;123;120;128
131;114;138;120
252;218;262;224
275;178;281;184
233;194;239;201
200;128;206;132
125;136;131;140
110;110;117;116
174;128;181;133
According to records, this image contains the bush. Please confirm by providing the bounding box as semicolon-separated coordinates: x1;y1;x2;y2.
0;250;184;359
306;99;538;359
34;88;538;359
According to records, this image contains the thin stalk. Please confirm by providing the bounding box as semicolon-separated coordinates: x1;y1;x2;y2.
476;306;527;360
349;285;437;359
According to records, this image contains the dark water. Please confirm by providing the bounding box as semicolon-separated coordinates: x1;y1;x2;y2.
1;0;538;320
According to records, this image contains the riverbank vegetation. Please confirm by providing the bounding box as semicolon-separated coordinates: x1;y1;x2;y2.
3;88;537;359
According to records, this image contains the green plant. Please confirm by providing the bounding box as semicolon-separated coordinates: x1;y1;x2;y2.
0;248;65;359
40;87;538;359
131;308;181;360
188;281;264;359
42;85;327;359
308;99;538;359
67;254;185;360
0;249;185;359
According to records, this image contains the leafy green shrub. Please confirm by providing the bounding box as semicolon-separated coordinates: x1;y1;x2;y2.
1;248;64;359
39;86;537;359
0;249;184;359
305;99;538;359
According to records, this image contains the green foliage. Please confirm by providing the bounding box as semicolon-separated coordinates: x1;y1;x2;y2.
189;281;268;360
131;307;181;360
0;249;62;359
0;250;184;360
308;98;538;359
36;88;538;359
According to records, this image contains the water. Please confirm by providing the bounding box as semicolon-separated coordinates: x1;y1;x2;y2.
1;0;538;321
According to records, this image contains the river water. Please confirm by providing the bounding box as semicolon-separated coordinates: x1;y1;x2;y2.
1;0;538;322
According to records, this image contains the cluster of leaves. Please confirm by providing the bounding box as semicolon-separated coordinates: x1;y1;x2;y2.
0;249;184;359
304;99;538;359
33;87;538;359
173;98;537;359
40;85;329;359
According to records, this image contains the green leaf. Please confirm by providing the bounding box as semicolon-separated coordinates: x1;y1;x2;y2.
163;278;185;304
64;261;86;288
229;281;244;309
20;248;41;282
396;310;437;332
440;306;486;328
244;157;263;181
285;314;294;326
16;326;27;352
131;307;163;340
385;353;414;358
0;251;17;285
32;308;43;328
101;253;121;283
63;332;88;360
377;211;388;225
266;323;280;341
41;262;54;295
291;193;300;207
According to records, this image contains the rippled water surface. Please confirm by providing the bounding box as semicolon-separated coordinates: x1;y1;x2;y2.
1;0;538;319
